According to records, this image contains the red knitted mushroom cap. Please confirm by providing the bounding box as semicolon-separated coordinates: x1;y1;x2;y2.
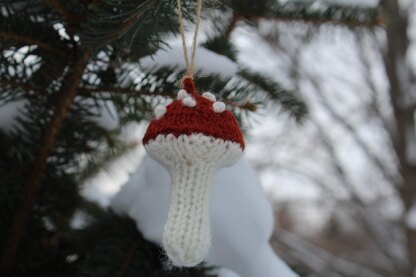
142;80;244;149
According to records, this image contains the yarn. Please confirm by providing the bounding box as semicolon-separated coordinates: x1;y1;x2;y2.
177;89;188;100
176;0;203;77
212;101;226;113
201;92;216;102
145;134;242;266
142;78;244;267
143;84;244;149
182;96;197;107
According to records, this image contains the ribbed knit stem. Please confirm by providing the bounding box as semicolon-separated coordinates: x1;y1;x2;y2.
144;134;243;266
163;162;214;267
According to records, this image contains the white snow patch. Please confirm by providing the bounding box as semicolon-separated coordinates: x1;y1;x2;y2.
140;45;239;78
82;123;147;207
214;268;241;277
70;210;90;230
111;156;298;277
4;46;40;65
0;99;26;131
53;23;71;40
76;97;119;131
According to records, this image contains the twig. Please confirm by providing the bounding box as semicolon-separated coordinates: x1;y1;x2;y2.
0;50;90;273
309;78;400;189
0;80;47;96
79;87;166;97
267;15;385;27
114;241;138;277
224;12;240;39
0;32;68;57
312;120;408;271
273;228;387;277
43;0;79;23
224;100;257;112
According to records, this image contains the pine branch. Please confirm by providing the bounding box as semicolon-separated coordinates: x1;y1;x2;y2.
80;86;257;113
114;240;138;277
0;32;68;57
0;11;74;62
77;139;139;184
81;64;305;122
0;50;90;274
43;0;80;24
80;87;164;97
225;1;383;27
224;12;240;39
203;35;238;61
238;69;307;121
0;80;47;97
81;0;175;58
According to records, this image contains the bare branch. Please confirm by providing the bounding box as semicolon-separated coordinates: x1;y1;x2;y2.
309;78;400;189
273;228;387;277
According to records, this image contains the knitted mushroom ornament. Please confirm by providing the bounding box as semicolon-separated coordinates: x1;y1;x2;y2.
143;78;244;267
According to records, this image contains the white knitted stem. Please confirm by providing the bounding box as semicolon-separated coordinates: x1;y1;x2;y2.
163;162;214;266
144;134;242;267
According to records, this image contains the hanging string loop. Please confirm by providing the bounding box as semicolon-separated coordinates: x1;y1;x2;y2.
176;0;203;87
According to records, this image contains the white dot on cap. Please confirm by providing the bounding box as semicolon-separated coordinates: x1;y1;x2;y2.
213;101;226;113
202;92;216;102
182;96;196;107
177;89;188;100
154;105;166;120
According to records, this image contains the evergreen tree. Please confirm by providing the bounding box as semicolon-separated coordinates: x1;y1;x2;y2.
0;0;380;276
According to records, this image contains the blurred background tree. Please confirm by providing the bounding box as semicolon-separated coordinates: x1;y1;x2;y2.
1;0;406;276
245;1;416;276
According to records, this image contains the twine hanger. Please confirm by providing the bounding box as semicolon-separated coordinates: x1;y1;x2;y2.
177;0;203;91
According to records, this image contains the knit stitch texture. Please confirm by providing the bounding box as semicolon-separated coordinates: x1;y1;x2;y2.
142;85;244;149
145;134;243;266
